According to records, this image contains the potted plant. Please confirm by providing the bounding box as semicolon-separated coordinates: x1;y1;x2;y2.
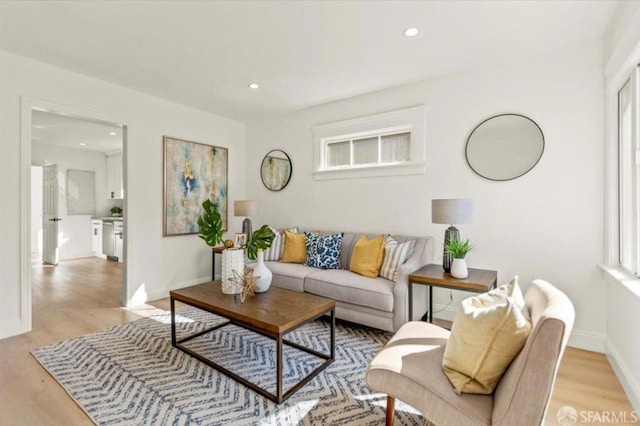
197;199;223;247
110;206;123;217
444;237;474;279
246;225;275;293
198;199;242;294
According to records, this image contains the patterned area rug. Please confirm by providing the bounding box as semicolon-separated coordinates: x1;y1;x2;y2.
32;306;424;425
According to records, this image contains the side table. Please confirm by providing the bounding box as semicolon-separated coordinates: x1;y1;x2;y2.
211;246;225;281
408;264;497;323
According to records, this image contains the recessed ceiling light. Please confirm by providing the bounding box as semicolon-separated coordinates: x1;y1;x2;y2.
80;143;86;146
109;131;117;136
248;83;259;89
404;27;419;37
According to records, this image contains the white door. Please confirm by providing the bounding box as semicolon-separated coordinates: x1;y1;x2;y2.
42;164;60;265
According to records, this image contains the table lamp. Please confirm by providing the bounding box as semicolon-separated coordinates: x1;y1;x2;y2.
234;200;258;239
431;199;473;273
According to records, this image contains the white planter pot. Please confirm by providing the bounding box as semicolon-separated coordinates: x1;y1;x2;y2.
250;250;273;293
221;248;244;294
450;258;468;279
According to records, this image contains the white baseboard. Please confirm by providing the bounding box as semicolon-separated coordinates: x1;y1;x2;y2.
569;329;605;353
432;303;606;353
606;338;640;412
0;318;28;340
145;276;212;303
59;251;97;261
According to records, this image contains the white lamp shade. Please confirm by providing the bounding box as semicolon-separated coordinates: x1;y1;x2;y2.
431;199;473;225
234;200;258;217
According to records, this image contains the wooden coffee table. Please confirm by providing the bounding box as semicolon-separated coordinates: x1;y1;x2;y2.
170;281;336;403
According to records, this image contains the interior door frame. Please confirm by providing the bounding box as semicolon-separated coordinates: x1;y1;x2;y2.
20;96;129;333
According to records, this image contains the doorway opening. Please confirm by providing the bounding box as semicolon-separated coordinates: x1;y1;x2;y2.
20;97;129;334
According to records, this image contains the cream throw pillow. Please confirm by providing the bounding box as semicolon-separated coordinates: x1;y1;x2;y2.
442;276;532;394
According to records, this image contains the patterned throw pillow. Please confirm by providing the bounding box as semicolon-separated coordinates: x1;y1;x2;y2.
264;227;298;261
379;236;415;281
305;232;344;270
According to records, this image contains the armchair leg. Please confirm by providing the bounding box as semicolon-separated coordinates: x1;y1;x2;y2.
386;395;395;426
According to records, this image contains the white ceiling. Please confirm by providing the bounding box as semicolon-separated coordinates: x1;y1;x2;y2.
0;1;618;121
32;110;123;153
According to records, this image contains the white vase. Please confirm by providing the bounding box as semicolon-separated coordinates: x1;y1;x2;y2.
221;248;244;294
250;250;273;293
450;258;468;279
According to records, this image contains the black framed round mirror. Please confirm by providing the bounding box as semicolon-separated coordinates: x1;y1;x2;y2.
260;149;292;191
465;114;544;181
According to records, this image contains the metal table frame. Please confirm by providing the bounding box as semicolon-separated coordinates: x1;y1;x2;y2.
170;297;335;404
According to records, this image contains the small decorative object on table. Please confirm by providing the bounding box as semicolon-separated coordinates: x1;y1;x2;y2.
234;233;247;248
230;267;260;303
444;237;474;279
223;239;234;248
110;206;123;217
246;225;275;292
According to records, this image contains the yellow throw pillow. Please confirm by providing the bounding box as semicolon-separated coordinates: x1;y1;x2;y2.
349;235;385;278
280;230;306;263
442;277;532;394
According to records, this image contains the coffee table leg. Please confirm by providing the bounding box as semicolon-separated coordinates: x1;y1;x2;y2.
330;309;335;360
171;297;176;346
276;334;283;403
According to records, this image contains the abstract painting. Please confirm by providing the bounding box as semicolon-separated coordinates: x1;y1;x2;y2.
163;136;227;236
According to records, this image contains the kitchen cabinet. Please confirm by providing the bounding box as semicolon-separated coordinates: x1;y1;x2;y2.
114;221;124;263
91;220;103;254
106;152;123;199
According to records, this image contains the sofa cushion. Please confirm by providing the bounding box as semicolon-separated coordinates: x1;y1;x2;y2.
349;234;385;278
380;237;415;281
367;321;493;426
305;232;344;270
266;261;318;292
280;230;306;263
304;269;394;312
442;281;532;395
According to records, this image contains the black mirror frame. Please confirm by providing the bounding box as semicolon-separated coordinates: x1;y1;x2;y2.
465;113;545;182
260;149;292;191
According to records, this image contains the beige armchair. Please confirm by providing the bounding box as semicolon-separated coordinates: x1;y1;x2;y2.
366;279;575;426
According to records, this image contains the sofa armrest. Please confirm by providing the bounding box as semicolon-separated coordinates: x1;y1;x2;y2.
392;236;434;331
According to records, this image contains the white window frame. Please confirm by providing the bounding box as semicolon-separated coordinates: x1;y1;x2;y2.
312;105;426;180
617;69;640;275
602;45;640;296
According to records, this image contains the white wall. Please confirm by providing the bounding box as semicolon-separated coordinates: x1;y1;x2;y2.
30;166;42;255
0;51;246;338
31;140;110;260
246;43;605;352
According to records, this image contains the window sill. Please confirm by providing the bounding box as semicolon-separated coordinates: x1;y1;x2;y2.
599;264;640;299
313;161;426;181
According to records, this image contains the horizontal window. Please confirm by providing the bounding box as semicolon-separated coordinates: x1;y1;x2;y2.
312;106;426;180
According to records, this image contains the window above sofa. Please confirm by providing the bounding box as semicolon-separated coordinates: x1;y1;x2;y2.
312;105;426;180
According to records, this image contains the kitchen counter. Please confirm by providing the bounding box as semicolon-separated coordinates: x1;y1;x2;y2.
93;216;123;221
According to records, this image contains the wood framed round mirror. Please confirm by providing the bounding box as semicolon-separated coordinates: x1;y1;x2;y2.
465;114;544;181
260;149;292;191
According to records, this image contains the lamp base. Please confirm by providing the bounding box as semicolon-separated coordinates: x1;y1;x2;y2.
443;226;460;273
242;218;252;240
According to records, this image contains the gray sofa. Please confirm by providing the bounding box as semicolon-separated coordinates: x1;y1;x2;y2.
265;231;434;332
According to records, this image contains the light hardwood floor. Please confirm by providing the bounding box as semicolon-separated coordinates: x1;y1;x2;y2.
0;257;635;425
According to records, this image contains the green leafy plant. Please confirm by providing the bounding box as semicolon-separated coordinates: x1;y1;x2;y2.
246;225;275;260
444;237;474;259
110;206;122;214
198;199;223;247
